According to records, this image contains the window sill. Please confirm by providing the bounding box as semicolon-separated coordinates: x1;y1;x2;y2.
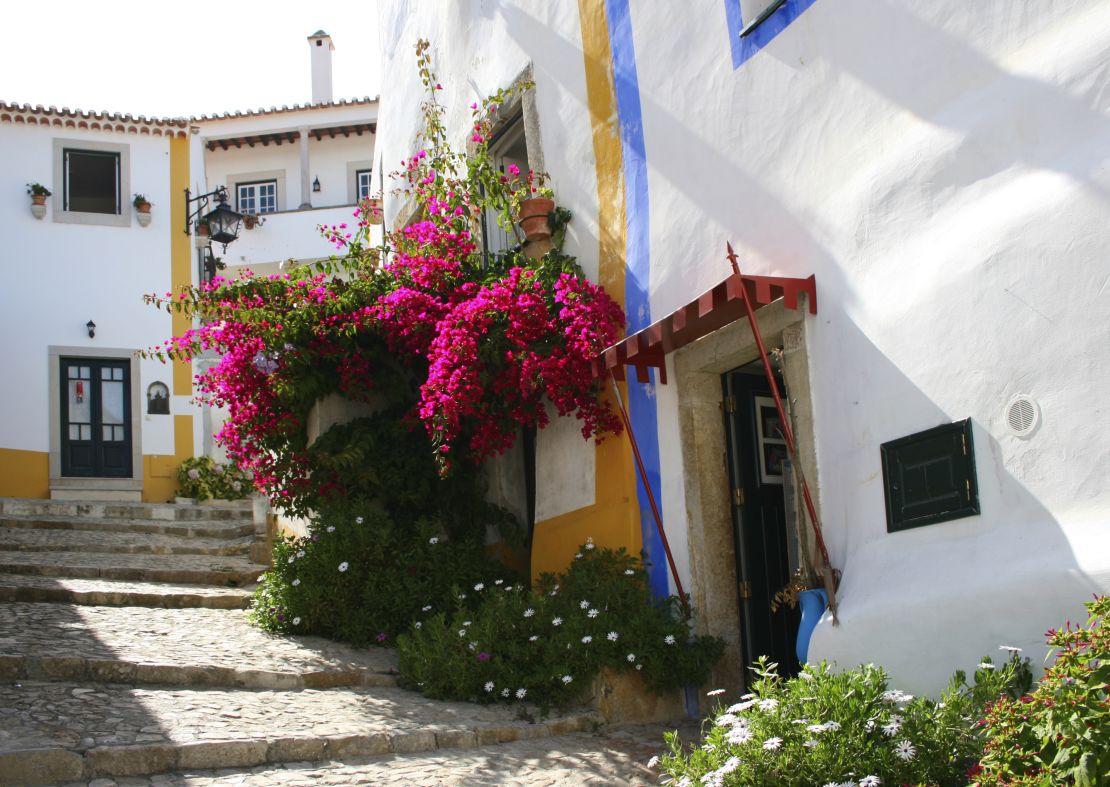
52;209;131;228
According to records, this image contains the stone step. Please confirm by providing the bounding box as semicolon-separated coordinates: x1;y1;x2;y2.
0;682;599;785
139;721;693;786
0;551;263;586
0;514;254;540
0;603;398;691
0;527;253;557
0;497;255;523
0;573;253;609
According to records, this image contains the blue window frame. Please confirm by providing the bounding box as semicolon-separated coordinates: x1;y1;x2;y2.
724;0;819;70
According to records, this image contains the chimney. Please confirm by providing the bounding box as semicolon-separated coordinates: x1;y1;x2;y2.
308;30;334;104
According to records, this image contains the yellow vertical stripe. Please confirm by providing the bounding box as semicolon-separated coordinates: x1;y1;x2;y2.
529;0;642;579
170;136;193;398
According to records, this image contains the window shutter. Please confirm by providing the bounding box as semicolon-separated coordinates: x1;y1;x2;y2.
881;418;979;532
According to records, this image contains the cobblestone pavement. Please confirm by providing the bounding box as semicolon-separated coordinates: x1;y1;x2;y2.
0;603;396;673
0;574;253;609
0;527;253;556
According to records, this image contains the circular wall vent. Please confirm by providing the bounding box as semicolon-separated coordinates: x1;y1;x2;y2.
1005;395;1040;438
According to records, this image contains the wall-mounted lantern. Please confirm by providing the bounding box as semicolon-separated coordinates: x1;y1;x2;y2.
312;176;321;193
86;320;96;339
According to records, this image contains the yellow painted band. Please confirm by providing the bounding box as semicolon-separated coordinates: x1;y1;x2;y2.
530;0;642;579
170;136;193;398
0;448;49;499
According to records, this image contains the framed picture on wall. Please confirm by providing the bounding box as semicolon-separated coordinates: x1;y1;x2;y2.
754;395;787;484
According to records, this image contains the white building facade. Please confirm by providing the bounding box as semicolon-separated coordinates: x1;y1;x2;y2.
375;0;1110;694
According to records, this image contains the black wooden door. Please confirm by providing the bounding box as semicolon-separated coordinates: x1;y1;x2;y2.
723;369;800;676
60;359;132;478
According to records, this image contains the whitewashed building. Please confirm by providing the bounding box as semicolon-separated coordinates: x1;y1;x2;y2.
0;30;378;501
375;0;1110;694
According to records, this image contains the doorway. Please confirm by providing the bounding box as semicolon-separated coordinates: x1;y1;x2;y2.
722;366;800;675
60;357;133;478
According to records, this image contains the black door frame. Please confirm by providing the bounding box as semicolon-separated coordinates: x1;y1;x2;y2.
722;367;800;676
59;356;133;478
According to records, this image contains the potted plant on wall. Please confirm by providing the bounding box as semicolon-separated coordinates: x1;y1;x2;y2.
195;219;211;249
27;183;51;220
133;193;152;227
514;171;555;243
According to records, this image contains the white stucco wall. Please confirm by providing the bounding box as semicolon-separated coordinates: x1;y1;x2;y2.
377;0;1110;693
0;124;180;458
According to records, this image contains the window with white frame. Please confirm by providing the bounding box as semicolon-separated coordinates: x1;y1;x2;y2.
356;169;373;201
64;149;121;214
236;181;277;214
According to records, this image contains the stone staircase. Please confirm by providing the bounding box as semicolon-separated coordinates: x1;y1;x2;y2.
0;498;604;786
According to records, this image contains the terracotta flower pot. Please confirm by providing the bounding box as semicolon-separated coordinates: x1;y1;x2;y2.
31;194;47;206
517;197;555;242
135;200;151;214
244;215;258;230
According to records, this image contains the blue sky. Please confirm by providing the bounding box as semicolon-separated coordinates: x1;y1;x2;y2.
3;0;381;118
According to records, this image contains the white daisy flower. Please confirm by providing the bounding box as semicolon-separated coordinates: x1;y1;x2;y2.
484;681;494;692
978;661;996;670
624;569;635;575
894;740;916;761
859;777;882;787
627;653;636;662
581;635;593;644
474;583;484;591
428;537;438;545
823;721;841;731
561;675;573;684
726;727;753;745
646;755;660;769
291;579;301;586
999;645;1023;653
422;605;432;612
337;561;348;572
516;688;526;699
296;550;305;558
503;586;513;592
636;664;643;670
552;617;563;626
458;629;467;637
580;600;590;609
758;698;779;711
587;608;599;618
287;556;295;564
462;620;471;627
529;635;539;641
607;631;619;641
664;635;676;645
719;756;741;774
292;617;301;625
707;688;726;696
585;537;595;550
414;622;421;629
803;738;818;748
501;688;510;697
741;693;756;700
458;594;467;600
715;713;739;726
523;608;535;618
882;720;901;737
728;700;757;713
574;552;583;559
355;516;363;524
326;525;335;533
762;736;783;751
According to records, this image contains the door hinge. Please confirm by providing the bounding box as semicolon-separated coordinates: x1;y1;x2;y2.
966;479;971;500
738;581;752;600
723;395;736;414
733;487;745;506
961;433;968;455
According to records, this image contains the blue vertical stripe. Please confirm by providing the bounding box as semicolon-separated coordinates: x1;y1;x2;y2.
605;0;669;599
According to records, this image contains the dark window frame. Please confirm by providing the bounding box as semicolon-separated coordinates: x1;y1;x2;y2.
880;418;980;533
63;148;121;215
236;179;278;214
355;168;373;201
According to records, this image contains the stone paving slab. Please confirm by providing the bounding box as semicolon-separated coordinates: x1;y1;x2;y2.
0;515;254;540
60;722;699;786
0;527;253;557
0;682;601;783
0;604;398;689
0;574;253;609
0;552;263;586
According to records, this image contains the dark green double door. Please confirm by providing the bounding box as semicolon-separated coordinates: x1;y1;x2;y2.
60;358;132;478
723;368;800;676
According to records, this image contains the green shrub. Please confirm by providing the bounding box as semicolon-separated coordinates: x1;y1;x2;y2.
659;653;1030;787
248;498;511;645
975;595;1110;786
175;455;252;501
396;542;725;709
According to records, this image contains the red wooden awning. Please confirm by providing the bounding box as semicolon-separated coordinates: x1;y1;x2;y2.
592;272;817;384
